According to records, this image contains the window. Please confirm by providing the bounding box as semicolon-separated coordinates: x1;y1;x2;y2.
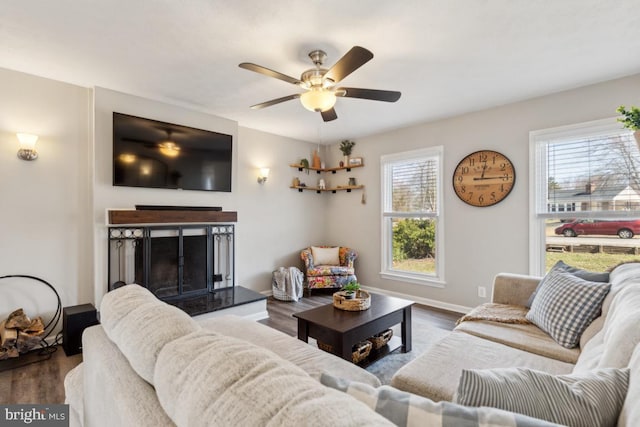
530;118;640;275
381;146;444;286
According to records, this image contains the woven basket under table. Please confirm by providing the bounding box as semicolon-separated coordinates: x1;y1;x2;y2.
367;328;393;349
317;340;372;364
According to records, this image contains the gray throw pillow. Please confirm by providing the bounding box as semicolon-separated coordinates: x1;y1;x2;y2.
455;367;629;427
526;270;610;348
526;260;609;307
321;373;560;427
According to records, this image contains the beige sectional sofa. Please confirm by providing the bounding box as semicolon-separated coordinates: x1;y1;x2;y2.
64;262;640;426
65;285;559;427
391;262;640;426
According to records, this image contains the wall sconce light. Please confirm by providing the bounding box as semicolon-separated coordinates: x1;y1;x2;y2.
16;133;39;161
257;168;270;184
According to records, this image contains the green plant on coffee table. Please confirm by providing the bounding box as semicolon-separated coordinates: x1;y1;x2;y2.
339;140;356;156
341;281;361;296
617;105;640;131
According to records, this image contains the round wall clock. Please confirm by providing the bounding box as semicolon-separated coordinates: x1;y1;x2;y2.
452;150;515;207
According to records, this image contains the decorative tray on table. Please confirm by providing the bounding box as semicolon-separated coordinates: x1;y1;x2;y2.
332;290;371;311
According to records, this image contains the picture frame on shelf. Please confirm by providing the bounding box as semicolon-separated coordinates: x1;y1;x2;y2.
349;157;363;166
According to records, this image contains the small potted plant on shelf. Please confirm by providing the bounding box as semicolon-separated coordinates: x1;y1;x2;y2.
617;105;640;146
341;281;361;299
339;140;356;166
300;158;310;174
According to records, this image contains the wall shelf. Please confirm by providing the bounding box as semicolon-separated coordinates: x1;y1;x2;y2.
290;185;364;194
290;162;364;195
289;163;364;174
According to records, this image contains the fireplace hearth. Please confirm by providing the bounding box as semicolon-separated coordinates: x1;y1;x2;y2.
107;211;264;316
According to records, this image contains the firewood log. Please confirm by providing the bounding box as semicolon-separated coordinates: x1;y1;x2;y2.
16;331;44;353
0;346;19;359
23;317;45;334
6;346;19;358
0;320;18;348
6;308;31;329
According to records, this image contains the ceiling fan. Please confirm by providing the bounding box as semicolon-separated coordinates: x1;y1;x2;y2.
239;46;401;122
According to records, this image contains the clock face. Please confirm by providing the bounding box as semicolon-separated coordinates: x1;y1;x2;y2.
452;150;515;207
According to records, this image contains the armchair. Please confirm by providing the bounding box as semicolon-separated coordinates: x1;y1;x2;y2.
301;246;358;295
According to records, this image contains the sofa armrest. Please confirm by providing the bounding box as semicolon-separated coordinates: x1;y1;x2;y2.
492;273;542;306
300;248;314;269
340;247;358;268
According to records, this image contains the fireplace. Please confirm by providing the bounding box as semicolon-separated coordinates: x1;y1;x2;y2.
107;210;266;317
109;224;234;300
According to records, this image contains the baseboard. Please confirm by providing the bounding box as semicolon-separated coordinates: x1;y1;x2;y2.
361;285;472;314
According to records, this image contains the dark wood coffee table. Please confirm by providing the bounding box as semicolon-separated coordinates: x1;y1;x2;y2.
293;293;414;363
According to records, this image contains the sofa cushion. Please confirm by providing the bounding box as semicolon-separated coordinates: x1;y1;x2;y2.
579;261;640;348
618;344;640;426
455;367;629;427
312;246;340;265
306;266;355;276
455;321;580;364
197;314;381;387
321;373;559;427
390;331;574;402
63;364;83;426
100;284;200;384
526;271;610;348
81;325;175;427
154;329;393;427
526;260;609;307
574;283;640;373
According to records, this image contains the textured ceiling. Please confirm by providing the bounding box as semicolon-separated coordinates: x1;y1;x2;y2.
2;1;639;143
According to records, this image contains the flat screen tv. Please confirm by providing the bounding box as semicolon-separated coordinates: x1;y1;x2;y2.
113;112;232;192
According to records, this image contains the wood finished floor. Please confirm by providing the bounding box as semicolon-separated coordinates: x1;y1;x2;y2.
0;293;460;404
0;347;82;404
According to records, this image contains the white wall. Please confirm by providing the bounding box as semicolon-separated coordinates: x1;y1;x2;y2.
0;68;92;325
92;88;326;305
3;66;639;318
325;73;640;311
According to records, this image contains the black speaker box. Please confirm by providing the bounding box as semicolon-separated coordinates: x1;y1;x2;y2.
63;304;99;356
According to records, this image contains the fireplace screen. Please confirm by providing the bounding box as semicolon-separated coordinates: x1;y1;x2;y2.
108;224;235;300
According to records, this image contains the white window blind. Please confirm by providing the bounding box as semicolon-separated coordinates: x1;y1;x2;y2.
385;157;439;215
534;122;640;218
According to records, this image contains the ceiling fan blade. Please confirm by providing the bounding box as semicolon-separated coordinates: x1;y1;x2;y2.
250;94;301;109
324;46;373;84
239;63;303;86
321;108;338;122
336;87;401;102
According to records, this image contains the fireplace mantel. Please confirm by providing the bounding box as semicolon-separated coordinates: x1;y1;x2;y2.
107;209;237;225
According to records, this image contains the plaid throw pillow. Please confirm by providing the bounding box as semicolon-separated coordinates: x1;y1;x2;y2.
526;260;609;307
526;270;610;348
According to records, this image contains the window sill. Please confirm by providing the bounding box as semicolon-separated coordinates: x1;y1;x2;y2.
379;271;445;288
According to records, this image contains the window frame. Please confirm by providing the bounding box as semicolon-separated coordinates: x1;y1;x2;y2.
529;117;638;275
380;146;445;287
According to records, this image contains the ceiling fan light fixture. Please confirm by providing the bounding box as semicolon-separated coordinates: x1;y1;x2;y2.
158;141;180;158
300;89;336;113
